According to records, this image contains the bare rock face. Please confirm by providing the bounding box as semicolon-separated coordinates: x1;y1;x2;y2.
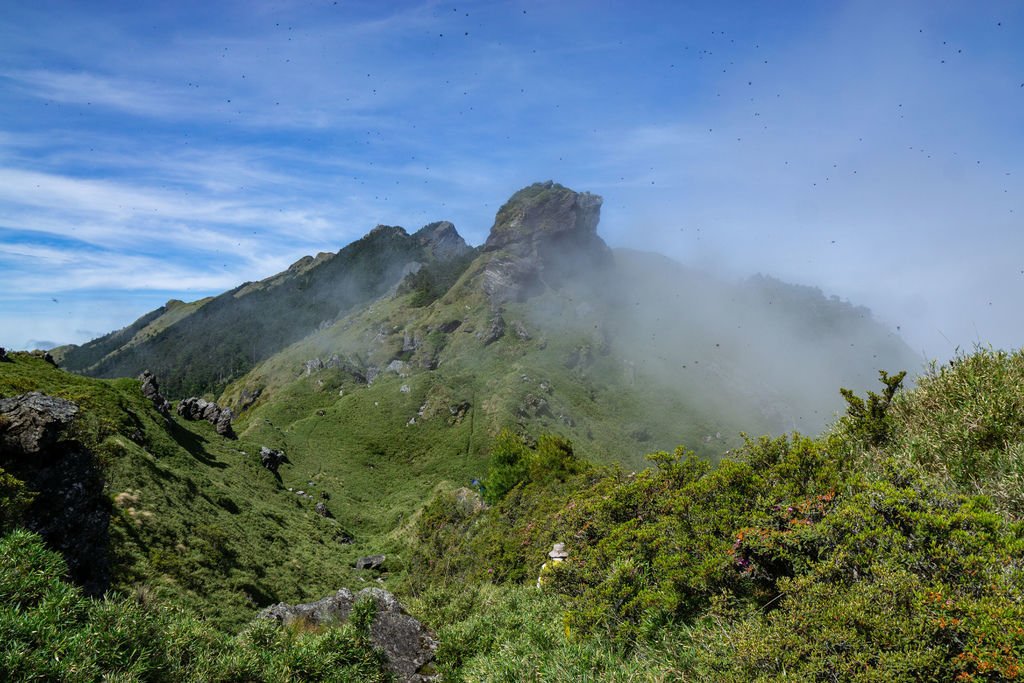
481;181;611;306
0;392;78;454
480;314;505;346
0;392;110;596
415;220;471;261
259;587;438;682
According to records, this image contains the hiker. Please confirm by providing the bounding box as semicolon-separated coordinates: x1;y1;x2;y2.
537;542;568;588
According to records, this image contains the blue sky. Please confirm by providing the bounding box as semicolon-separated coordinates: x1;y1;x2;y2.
1;1;1022;362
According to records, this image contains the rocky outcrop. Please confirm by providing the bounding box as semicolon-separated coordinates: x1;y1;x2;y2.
0;392;110;596
237;387;262;412
138;370;171;416
355;554;387;571
415;220;471;261
0;392;78;454
481;181;612;305
259;446;288;473
0;347;9;362
303;358;324;375
303;355;369;384
480;314;505;346
177;397;235;438
259;587;438;682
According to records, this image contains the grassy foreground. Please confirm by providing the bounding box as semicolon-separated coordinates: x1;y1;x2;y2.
4;348;1024;680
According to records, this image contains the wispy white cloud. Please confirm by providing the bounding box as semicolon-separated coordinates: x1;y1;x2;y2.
3;69;192;118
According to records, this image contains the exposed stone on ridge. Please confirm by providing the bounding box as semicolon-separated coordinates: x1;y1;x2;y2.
414;220;471;261
138;370;171;416
481;181;612;305
177;397;235;438
480;314;505;345
0;392;78;455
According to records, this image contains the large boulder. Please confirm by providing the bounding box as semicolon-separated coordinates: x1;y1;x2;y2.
259;446;288;473
0;392;78;454
259;587;438;682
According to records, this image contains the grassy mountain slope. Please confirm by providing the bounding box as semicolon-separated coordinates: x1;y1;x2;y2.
0;181;947;680
0;352;381;632
60;223;472;399
216;183;919;479
49;297;213;367
5;345;1024;680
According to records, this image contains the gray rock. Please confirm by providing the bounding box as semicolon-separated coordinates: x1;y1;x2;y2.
447;401;471;425
177;397;235;438
481;314;505;345
303;357;324;375
214;408;235;438
325;355;368;384
259;587;438;682
415;220;471;261
238;387;263;412
0;392;78;454
0;392;109;596
315;501;333;518
259;446;288;473
138;370;171;416
355;554;387;571
517;393;552;419
480;181;611;306
402;329;421;353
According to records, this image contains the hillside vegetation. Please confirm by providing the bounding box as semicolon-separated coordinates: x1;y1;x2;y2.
58;223;473;398
3;182;1007;681
4;347;1024;680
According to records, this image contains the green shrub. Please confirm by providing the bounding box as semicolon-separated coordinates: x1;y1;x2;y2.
0;467;33;534
483;429;588;504
838;369;906;447
891;347;1024;515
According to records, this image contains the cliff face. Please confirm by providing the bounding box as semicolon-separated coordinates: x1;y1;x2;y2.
481;181;612;306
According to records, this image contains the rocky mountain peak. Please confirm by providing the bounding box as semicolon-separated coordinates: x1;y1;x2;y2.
484;180;603;252
414;221;471;261
480;181;611;306
367;224;410;239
